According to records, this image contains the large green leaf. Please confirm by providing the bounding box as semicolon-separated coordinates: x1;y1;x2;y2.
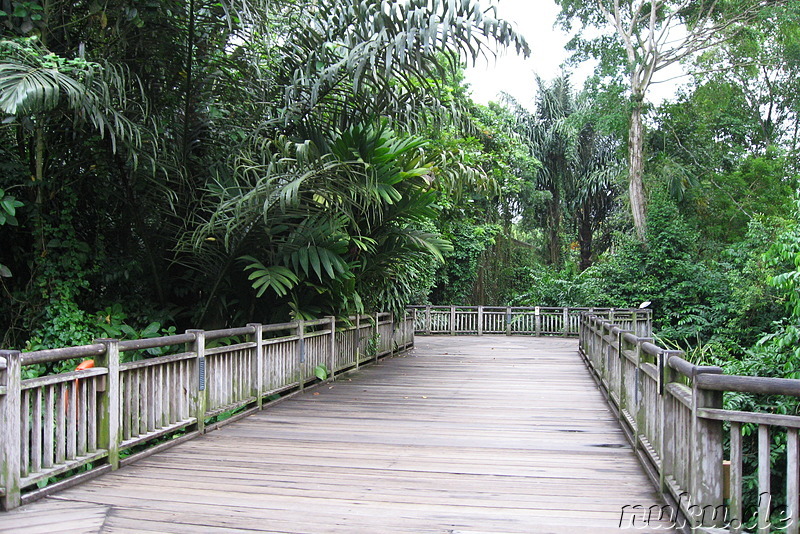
241;256;301;298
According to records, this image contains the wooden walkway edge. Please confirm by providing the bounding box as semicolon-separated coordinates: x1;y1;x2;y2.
0;336;676;533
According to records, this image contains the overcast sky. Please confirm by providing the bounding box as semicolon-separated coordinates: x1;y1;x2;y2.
463;0;686;110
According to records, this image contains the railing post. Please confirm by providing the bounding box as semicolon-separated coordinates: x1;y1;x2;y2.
389;313;395;357
95;339;120;471
659;350;678;496
586;315;594;361
506;307;512;336
562;308;569;337
408;311;415;349
535;307;541;337
187;330;206;434
375;312;381;361
248;324;263;408
296;320;305;389
355;315;361;368
477;305;484;336
591;316;600;370
630;334;646;448
327;316;337;379
424;306;431;335
690;380;724;529
0;350;21;510
450;306;456;336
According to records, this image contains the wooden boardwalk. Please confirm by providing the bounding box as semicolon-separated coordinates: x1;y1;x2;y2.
0;336;675;533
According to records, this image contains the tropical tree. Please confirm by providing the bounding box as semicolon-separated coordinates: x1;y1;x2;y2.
504;77;619;269
554;0;787;239
570;110;620;270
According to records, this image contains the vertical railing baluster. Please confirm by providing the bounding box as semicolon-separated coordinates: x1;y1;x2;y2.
296;320;305;389
77;381;87;457
43;386;54;469
424;305;431;335
327;317;336;378
729;421;743;534
56;382;66;465
21;390;29;476
389;313;395;356
249;324;263;409
355;316;361;369
787;428;799;534
87;379;97;452
375;312;381;360
31;388;42;473
757;425;771;534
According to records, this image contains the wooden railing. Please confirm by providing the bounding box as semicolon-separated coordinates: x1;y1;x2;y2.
0;312;413;510
409;305;652;337
581;312;800;534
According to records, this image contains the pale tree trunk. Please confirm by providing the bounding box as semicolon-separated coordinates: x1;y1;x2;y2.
628;99;647;240
547;188;562;266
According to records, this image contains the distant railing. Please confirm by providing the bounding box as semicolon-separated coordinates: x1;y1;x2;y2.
581;312;800;534
409;305;652;337
0;312;413;510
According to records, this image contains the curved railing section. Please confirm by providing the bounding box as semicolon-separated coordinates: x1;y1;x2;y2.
580;312;800;534
0;312;413;510
409;305;652;337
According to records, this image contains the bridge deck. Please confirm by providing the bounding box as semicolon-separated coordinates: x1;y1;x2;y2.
0;336;675;533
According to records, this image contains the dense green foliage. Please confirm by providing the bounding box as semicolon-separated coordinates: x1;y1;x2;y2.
1;0;799;403
0;0;527;348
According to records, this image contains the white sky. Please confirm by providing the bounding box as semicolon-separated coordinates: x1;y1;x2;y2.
463;0;687;110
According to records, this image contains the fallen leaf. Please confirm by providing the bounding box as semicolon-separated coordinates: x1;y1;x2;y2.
422;396;427;399
313;392;320;396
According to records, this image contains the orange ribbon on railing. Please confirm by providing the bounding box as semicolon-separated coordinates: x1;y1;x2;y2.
65;359;95;416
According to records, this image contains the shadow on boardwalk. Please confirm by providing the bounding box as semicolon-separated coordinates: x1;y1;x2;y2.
0;336;676;533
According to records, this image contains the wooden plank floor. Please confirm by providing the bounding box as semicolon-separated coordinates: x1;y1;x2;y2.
1;336;676;533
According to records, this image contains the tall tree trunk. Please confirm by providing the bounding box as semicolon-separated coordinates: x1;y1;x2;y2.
34;126;46;254
547;188;561;266
578;202;593;272
628;99;647;240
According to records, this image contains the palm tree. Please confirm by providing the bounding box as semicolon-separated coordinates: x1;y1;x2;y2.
186;122;452;321
505;76;620;270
